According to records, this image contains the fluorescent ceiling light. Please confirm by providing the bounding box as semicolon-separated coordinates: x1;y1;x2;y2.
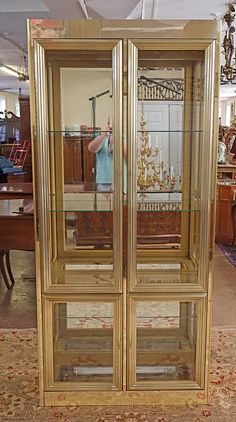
0;65;19;78
77;0;90;19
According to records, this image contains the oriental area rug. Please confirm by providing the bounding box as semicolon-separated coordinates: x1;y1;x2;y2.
0;328;236;421
218;244;236;269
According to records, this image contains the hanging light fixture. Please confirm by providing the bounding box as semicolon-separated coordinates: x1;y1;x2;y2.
17;55;29;82
0;65;19;78
221;2;236;84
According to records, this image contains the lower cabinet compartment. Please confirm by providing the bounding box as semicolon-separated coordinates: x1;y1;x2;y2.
127;295;206;389
43;294;207;396
54;329;113;383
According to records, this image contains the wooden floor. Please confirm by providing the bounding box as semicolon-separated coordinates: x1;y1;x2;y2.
0;246;235;328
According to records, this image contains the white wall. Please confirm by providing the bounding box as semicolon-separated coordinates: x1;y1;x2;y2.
61;69;112;130
220;97;236;126
0;91;19;114
60;68;184;132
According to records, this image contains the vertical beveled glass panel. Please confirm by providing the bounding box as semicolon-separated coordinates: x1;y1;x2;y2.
52;299;121;389
128;297;204;389
127;41;214;289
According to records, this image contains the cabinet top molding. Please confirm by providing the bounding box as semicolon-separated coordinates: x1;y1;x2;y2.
28;19;220;43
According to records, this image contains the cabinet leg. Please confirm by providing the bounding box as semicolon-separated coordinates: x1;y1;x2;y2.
0;251;12;289
6;251;15;285
232;204;236;246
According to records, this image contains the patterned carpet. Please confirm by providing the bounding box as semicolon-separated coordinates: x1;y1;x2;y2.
0;328;236;421
218;244;236;269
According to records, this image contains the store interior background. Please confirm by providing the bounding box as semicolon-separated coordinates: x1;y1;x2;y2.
0;1;235;330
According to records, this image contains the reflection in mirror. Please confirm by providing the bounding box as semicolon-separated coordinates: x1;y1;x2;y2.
135;300;197;383
60;68;114;252
53;302;114;383
136;68;184;251
134;58;205;287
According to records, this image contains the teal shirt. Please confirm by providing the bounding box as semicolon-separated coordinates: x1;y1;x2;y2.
96;138;113;184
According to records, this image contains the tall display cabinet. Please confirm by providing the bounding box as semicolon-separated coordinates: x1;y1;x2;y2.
28;20;220;406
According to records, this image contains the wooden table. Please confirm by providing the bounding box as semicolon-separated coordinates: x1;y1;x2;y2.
0;198;34;289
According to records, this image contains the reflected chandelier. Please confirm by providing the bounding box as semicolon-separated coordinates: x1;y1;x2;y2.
17;55;29;82
221;2;236;84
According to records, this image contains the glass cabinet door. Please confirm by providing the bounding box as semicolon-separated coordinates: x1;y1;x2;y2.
127;294;206;390
44;296;122;390
34;39;123;293
127;40;216;292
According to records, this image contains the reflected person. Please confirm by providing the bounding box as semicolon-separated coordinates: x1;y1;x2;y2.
88;126;113;192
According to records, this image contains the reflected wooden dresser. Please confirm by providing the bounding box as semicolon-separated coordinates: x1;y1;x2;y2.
216;183;236;245
63;136;95;187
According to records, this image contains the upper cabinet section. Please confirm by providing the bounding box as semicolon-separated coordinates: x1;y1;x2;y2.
29;20;219;294
32;38;123;293
28;19;220;41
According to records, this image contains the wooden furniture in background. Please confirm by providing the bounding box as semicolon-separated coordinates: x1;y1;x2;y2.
83;138;95;186
63;136;95;189
0;143;13;157
0;182;33;199
74;209;181;248
63;137;82;184
215;183;236;245
19;94;31;142
0;212;34;290
0;183;34;289
0;110;20;142
217;164;236;180
7;173;27;183
233;203;236;246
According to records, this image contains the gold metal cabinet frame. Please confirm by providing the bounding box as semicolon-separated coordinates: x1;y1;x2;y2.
28;19;220;406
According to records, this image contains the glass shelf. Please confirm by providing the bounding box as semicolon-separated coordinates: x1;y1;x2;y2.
54;336;113;351
51;271;114;287
49;258;200;287
46;129;203;134
137;130;203;133
48;130;107;133
136;269;198;285
136;315;195;320
49;199;200;212
49;192;200;212
135;259;198;286
55;316;113;320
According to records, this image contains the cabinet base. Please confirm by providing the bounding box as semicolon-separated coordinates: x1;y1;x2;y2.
44;390;207;406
